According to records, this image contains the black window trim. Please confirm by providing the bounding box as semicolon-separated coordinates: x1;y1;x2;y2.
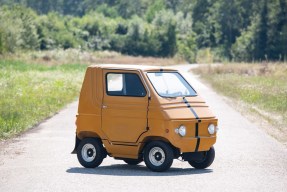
105;72;147;97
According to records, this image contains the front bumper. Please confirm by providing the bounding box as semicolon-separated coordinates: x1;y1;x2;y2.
171;136;216;153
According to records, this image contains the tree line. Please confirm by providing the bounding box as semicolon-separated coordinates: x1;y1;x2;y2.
0;0;286;62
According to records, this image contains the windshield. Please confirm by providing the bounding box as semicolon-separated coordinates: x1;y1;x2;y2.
147;72;197;97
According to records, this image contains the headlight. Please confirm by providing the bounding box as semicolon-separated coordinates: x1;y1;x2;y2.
175;125;186;137
208;124;215;135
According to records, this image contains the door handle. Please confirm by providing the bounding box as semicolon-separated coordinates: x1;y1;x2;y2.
102;105;108;109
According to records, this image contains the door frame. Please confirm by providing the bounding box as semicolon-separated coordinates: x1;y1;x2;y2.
101;69;151;143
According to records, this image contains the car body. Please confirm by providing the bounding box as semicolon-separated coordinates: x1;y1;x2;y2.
73;64;218;172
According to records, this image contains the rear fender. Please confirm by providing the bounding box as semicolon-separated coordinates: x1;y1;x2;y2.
71;136;81;154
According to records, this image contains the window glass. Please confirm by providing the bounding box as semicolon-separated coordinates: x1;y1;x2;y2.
147;72;197;97
107;73;123;92
107;73;146;97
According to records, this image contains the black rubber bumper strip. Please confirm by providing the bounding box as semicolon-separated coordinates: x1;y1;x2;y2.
195;137;201;152
183;97;201;152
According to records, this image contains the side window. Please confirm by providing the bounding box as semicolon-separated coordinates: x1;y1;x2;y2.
106;73;147;97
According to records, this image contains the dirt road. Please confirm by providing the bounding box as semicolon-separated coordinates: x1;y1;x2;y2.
1;65;287;192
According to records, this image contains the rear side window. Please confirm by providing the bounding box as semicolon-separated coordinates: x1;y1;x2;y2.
106;73;147;97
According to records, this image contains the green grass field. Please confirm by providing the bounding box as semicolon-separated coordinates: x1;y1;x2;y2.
0;60;87;139
193;63;287;143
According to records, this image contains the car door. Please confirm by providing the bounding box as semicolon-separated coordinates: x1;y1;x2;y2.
101;70;149;143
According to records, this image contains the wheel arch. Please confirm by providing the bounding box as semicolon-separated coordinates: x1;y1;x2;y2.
72;131;103;154
77;131;102;140
139;136;180;158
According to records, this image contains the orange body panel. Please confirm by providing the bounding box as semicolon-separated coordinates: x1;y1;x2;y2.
76;64;218;159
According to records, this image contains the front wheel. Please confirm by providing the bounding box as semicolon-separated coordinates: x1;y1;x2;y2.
77;138;105;168
188;146;215;169
144;141;174;172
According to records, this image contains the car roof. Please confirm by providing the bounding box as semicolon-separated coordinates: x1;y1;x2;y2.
89;64;178;72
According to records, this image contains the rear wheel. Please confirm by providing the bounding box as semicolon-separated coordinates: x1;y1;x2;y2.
123;158;143;165
144;141;174;172
77;138;105;168
188;146;215;169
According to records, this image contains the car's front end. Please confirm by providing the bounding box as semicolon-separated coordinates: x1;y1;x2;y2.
144;69;218;168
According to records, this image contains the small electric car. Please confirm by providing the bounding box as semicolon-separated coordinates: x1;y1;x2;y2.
72;64;218;172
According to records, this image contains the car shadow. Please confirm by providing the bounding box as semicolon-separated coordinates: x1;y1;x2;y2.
66;164;213;176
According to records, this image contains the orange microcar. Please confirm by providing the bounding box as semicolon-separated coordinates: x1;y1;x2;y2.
72;64;218;172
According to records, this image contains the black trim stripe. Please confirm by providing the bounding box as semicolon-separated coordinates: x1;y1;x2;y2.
195;137;201;152
195;122;199;137
183;97;201;152
194;123;200;152
183;97;199;119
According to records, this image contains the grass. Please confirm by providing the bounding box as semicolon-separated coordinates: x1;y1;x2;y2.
0;60;87;139
193;63;287;144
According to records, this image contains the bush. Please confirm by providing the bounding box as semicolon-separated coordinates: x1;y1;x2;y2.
231;16;259;61
196;48;214;64
0;5;39;53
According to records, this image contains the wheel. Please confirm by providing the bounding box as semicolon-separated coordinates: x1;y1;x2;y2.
144;141;174;172
188;146;215;169
77;138;105;168
123;158;143;165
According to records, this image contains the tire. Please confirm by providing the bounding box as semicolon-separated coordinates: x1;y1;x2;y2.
188;146;215;169
123;158;143;165
77;138;105;168
144;141;174;172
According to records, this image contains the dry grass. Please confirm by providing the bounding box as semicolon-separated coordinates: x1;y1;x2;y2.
197;62;286;76
1;49;186;66
193;63;287;145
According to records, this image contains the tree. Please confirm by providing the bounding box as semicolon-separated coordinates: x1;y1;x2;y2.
0;5;39;53
152;10;177;57
253;0;268;60
265;0;287;60
0;0;287;61
115;0;142;18
192;0;214;48
145;0;165;23
231;16;259;61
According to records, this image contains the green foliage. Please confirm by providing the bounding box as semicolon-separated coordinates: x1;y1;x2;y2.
196;48;215;64
95;4;118;18
0;60;86;139
152;10;177;57
0;0;287;61
0;5;39;53
176;13;197;62
177;34;197;63
115;0;142;18
231;16;259;61
231;0;287;61
145;0;166;23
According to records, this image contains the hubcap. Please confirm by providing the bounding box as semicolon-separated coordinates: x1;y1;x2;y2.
81;144;96;162
154;152;162;161
149;147;165;166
